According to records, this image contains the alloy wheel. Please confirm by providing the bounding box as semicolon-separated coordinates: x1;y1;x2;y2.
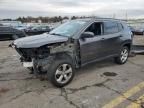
55;64;73;84
120;48;128;63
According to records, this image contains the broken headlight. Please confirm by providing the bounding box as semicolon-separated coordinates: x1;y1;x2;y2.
35;47;50;59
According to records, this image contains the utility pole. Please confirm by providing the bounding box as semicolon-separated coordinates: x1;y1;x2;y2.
125;12;128;22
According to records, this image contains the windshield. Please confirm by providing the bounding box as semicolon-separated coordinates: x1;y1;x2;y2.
49;20;86;37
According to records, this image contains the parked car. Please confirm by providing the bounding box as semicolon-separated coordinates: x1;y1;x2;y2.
11;18;132;87
15;25;28;31
0;26;26;41
134;27;144;35
129;26;136;35
129;26;144;35
25;25;51;36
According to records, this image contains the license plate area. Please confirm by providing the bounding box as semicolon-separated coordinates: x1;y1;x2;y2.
23;62;33;67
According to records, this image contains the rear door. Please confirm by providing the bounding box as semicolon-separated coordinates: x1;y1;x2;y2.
100;21;122;57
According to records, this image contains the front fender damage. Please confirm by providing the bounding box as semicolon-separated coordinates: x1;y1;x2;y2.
49;43;74;54
32;42;79;75
32;56;54;76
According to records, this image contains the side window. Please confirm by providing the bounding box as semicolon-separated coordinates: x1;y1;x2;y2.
104;21;119;34
85;22;102;36
117;23;123;31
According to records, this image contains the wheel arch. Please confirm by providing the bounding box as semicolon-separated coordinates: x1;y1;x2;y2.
123;43;131;50
121;40;132;51
47;52;76;87
53;52;77;68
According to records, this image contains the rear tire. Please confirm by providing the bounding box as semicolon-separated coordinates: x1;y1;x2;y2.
47;58;75;87
114;46;129;64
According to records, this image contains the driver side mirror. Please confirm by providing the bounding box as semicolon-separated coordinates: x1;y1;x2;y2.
81;32;94;39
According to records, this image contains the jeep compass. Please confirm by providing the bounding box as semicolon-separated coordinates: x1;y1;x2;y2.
11;18;133;87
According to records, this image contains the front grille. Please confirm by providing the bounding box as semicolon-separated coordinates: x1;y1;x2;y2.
16;48;35;58
16;47;50;59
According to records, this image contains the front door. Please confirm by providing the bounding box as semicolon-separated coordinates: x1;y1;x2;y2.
79;22;104;64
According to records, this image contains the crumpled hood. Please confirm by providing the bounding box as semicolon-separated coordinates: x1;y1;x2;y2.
14;33;68;48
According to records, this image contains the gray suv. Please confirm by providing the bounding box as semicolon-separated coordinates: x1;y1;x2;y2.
11;18;132;87
0;26;26;41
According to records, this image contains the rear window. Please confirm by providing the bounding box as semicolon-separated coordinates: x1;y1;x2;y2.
104;21;119;34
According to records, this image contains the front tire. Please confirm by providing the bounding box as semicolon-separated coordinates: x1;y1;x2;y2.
115;46;129;64
47;59;75;87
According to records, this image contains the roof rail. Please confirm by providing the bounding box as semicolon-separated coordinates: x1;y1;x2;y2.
91;17;122;21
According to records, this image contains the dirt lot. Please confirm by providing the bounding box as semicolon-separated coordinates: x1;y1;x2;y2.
0;35;144;108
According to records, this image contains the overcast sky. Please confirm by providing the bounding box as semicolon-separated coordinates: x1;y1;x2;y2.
0;0;144;19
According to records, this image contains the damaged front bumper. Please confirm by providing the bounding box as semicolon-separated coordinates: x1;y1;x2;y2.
21;56;54;75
